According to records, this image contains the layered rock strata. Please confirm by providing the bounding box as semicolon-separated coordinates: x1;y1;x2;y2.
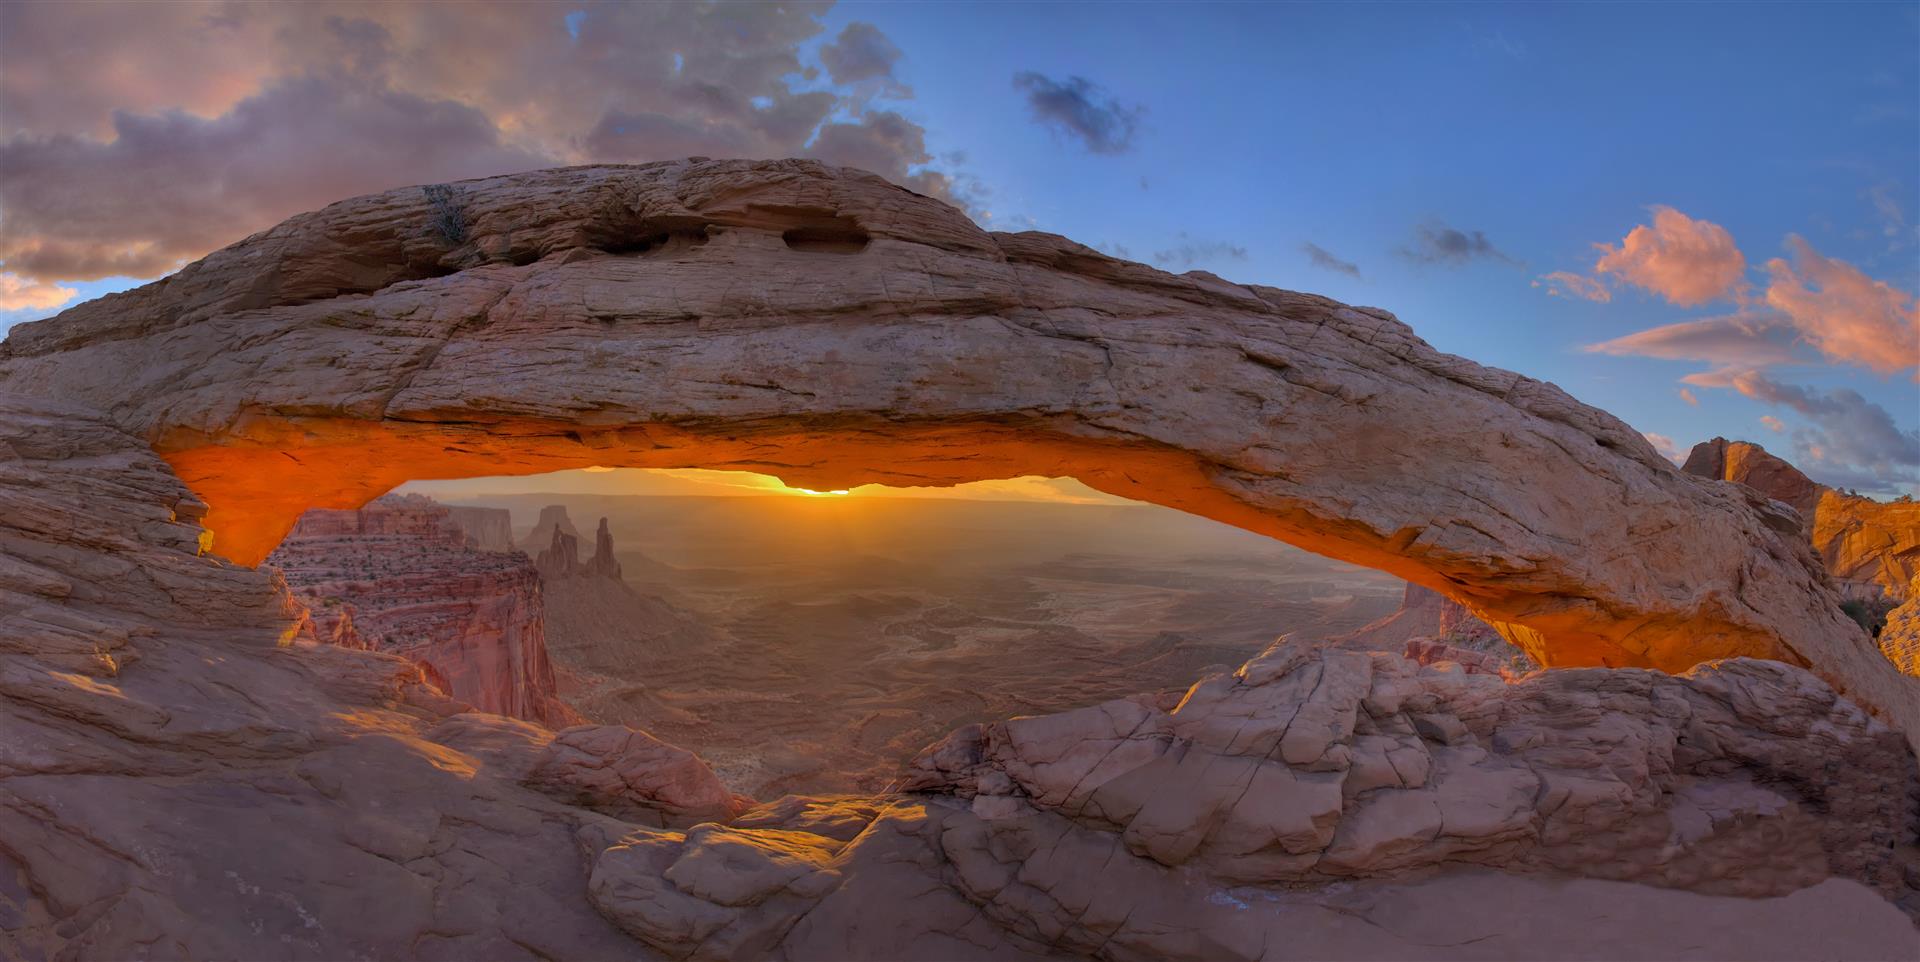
2;394;1915;958
0;160;1900;732
1684;437;1920;603
585;638;1920;961
267;494;576;727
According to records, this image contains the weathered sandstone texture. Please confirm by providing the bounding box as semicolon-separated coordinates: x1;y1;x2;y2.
268;494;577;727
900;639;1916;901
1685;437;1920;604
5;161;1920;959
1;394;1915;959
0;159;1903;733
0;395;697;959
1682;437;1827;519
584;638;1920;961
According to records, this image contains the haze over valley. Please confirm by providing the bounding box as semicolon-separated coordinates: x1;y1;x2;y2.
400;476;1405;795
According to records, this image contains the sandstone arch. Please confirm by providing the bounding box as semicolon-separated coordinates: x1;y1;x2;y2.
0;159;1908;728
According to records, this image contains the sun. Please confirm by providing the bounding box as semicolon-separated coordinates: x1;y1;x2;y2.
792;488;852;497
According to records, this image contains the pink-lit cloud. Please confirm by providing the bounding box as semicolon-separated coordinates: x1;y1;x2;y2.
1678;387;1699;406
1682;369;1919;491
1583;311;1800;370
0;273;77;311
1535;270;1611;302
0;3;958;285
1593;206;1747;307
1760;415;1785;432
1762;235;1920;377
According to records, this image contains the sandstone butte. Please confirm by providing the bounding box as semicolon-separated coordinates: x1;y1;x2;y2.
268;493;577;727
3;159;1920;958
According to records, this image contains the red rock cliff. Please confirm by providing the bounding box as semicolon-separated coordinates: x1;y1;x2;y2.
1683;437;1919;603
267;494;577;727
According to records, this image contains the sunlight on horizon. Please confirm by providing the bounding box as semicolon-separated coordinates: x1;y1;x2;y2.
400;467;1140;506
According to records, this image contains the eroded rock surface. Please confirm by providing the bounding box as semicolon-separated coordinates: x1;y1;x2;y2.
0;159;1900;730
0;396;653;960
1685;436;1920;604
585;639;1920;961
2;396;1914;959
5;160;1920;960
267;494;577;727
899;639;1916;899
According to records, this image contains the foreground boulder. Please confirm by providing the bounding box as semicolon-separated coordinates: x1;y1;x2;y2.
900;639;1915;899
1;396;1913;958
586;639;1920;961
0;159;1904;734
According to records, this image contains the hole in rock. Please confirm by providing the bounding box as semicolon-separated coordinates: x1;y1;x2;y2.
258;467;1533;798
781;224;870;253
600;227;712;257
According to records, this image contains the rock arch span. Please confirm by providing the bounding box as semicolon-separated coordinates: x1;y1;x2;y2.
0;159;1908;728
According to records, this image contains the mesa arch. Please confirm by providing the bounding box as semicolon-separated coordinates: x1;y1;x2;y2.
0;158;1909;729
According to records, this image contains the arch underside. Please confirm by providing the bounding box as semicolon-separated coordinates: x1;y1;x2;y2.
1;158;1907;729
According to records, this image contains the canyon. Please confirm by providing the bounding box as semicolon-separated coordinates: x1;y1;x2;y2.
1;160;1917;959
476;493;1406;797
267;494;576;727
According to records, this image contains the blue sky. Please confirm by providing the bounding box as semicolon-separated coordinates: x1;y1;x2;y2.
3;1;1914;492
811;2;1919;488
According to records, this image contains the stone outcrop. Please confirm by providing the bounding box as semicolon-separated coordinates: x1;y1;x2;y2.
1682;437;1825;518
586;517;623;580
1881;575;1920;674
1;392;1915;958
535;526;586;580
5;161;1920;959
898;640;1915;900
584;638;1920;961
0;395;668;959
520;503;582;556
1812;491;1920;603
532;506;623;582
1684;437;1920;604
267;494;576;727
445;504;515;551
526;725;753;827
0;159;1902;734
